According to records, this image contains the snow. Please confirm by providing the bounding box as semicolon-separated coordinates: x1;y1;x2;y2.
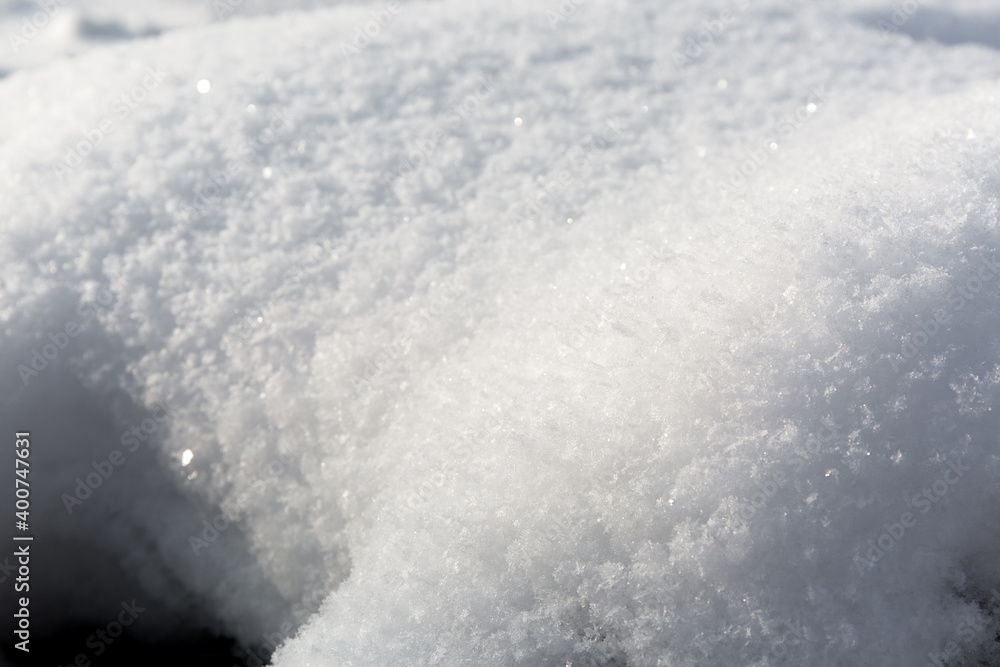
2;0;1000;664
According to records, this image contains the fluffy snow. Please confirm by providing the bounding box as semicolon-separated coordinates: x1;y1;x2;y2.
2;0;1000;664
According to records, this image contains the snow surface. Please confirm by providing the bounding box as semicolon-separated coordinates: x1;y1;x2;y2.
3;0;1000;665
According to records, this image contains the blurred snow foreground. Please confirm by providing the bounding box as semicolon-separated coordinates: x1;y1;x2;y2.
3;0;1000;664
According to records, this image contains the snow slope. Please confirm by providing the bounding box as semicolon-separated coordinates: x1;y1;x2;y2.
2;0;1000;664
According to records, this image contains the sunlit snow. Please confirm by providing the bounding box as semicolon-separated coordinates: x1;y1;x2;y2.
2;0;1000;665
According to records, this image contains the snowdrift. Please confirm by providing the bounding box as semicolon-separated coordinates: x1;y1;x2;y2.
2;0;1000;664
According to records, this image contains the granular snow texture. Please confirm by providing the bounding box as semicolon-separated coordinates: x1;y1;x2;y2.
2;0;1000;665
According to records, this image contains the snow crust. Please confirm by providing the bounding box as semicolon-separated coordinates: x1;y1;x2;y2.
3;0;1000;664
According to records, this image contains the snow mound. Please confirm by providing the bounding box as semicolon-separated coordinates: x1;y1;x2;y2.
2;0;1000;664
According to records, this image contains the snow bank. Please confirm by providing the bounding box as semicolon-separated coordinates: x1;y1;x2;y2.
2;0;1000;664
